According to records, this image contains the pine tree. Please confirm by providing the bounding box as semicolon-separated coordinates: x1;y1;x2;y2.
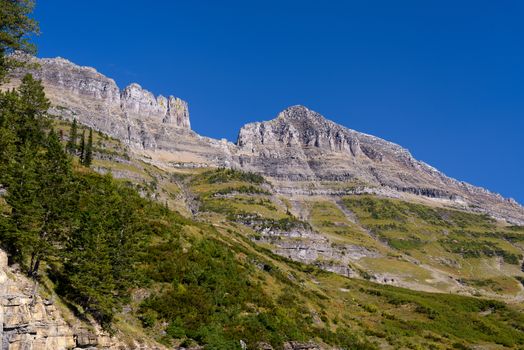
0;76;72;277
79;130;86;164
0;0;39;82
66;118;78;155
16;74;50;146
84;128;93;166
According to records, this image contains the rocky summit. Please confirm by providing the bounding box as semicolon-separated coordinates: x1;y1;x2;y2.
7;55;524;225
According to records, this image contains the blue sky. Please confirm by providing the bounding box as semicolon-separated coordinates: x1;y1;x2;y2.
33;1;523;203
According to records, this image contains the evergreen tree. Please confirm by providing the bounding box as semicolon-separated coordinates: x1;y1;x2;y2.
1;77;71;277
16;74;50;145
0;90;20;182
63;174;146;326
84;128;93;166
66;118;78;155
0;0;39;81
79;130;86;164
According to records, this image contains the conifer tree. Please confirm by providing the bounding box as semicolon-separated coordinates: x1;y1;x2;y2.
0;0;39;82
1;77;72;277
84;128;93;166
79;130;86;164
66;118;78;155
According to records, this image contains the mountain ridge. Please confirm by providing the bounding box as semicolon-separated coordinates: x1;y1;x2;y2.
6;55;524;224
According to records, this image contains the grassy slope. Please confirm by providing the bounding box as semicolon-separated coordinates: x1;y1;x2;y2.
342;196;524;298
48;120;524;349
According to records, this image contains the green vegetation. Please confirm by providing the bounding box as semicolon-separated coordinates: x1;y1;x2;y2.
138;228;374;349
66;118;78;154
346;280;524;348
440;237;522;264
343;196;523;263
83;127;93;166
0;0;39;81
196;168;266;185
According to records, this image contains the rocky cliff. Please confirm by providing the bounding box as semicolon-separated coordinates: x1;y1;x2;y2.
7;55;190;150
0;250;166;350
6;55;524;225
236;105;524;224
1;249;74;350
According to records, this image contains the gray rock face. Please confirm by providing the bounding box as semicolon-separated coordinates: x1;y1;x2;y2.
120;83;190;128
8;55;190;150
6;55;524;225
236;105;524;224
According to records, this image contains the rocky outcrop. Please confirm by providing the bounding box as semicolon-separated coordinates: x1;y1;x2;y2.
120;83;190;129
0;250;165;350
7;55;190;150
1;250;75;350
237;214;379;277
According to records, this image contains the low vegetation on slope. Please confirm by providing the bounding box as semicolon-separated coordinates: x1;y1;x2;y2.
343;196;524;296
2;77;524;349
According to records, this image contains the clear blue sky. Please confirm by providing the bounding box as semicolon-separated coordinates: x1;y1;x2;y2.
33;1;523;203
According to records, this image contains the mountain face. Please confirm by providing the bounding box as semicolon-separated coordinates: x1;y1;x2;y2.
3;55;524;350
8;55;190;149
236;106;524;224
7;55;524;224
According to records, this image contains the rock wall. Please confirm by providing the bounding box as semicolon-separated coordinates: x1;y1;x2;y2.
236;106;524;225
7;55;190;150
0;250;165;350
1;250;75;350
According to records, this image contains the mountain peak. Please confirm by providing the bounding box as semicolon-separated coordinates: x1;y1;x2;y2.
277;105;325;122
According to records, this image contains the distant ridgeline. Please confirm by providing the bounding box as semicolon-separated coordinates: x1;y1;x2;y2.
7;54;524;225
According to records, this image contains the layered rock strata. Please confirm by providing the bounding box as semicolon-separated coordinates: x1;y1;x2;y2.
6;55;524;224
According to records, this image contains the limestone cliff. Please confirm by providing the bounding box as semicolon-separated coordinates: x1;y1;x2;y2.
7;55;190;150
236;105;524;224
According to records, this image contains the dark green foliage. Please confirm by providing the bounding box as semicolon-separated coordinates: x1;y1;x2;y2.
212;185;271;196
343;196;495;229
79;130;85;161
138;227;374;349
0;75;68;277
0;0;39;81
198;168;266;185
385;236;424;250
343;196;522;266
66;118;78;154
357;285;524;347
439;237;522;265
83;128;93;166
0;72;147;326
57;173;151;327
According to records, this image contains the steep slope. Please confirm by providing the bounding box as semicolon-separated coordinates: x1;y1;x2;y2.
2;114;523;349
236;105;524;224
5;54;236;167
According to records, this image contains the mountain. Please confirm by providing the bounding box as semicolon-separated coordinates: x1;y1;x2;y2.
2;55;524;350
6;55;524;225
